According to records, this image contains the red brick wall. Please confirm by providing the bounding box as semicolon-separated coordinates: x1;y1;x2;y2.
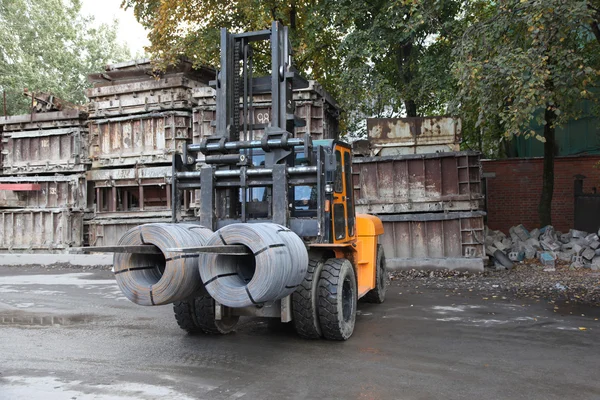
482;155;600;234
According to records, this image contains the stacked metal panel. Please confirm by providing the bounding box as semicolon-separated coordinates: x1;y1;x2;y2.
353;118;485;272
191;80;339;147
0;110;89;252
85;59;213;246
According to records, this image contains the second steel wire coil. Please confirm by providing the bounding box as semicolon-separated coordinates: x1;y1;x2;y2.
113;223;212;306
199;223;309;308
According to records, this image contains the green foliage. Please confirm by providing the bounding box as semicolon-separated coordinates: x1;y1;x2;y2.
452;0;600;156
0;0;130;115
328;0;461;133
123;0;462;137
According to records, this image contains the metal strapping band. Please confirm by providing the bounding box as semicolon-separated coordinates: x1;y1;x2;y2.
204;272;238;286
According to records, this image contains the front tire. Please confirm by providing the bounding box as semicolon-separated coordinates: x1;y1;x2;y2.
292;257;325;339
193;295;239;334
317;258;357;341
173;299;201;334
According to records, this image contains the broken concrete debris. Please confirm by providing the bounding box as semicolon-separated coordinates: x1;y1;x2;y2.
486;225;600;270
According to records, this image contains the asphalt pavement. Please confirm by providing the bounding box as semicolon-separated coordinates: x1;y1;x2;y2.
1;265;599;400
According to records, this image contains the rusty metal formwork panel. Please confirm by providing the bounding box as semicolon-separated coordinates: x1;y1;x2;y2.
86;166;195;217
353;151;482;214
88;111;192;168
0;209;84;252
0;110;89;175
0;175;87;209
85;216;172;247
191;80;339;150
377;211;485;272
86;59;213;118
366;117;461;156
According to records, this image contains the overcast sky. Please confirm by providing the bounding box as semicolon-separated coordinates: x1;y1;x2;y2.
80;0;150;56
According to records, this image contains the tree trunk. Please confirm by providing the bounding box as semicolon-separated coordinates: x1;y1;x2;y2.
538;103;556;227
396;40;418;117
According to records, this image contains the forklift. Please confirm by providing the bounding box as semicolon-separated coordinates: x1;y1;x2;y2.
92;22;388;341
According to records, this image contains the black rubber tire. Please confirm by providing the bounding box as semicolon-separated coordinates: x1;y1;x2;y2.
317;258;357;341
291;258;325;339
363;244;388;304
173;300;202;334
193;295;239;334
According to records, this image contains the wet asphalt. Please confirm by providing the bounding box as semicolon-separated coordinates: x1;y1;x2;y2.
0;266;599;400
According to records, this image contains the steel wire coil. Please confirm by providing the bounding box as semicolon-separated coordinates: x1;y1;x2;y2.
199;223;308;308
113;223;212;306
270;224;309;299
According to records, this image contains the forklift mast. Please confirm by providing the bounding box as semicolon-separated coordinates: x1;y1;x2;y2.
172;21;347;245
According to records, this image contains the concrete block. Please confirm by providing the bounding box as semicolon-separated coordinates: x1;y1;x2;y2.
513;224;531;241
561;242;574;251
596;248;600;256
486;245;498;257
529;228;540;240
571;229;588;239
572;244;584;255
539;252;556;268
502;238;512;248
585;233;599;242
559;233;571;244
571;237;591;247
571;256;585;269
592;257;600;271
508;251;525;262
525;238;541;250
557;252;574;263
589;240;600;250
524;246;537;260
582;247;596;261
494;241;509;252
541;239;561;252
509;227;520;242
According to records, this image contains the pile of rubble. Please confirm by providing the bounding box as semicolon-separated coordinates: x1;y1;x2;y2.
485;225;600;271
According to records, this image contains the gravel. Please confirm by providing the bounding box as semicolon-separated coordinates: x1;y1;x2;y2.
391;261;600;306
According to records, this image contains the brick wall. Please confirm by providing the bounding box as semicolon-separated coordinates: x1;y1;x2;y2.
482;155;600;234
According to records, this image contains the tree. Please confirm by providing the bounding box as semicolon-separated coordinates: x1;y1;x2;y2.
325;0;461;135
452;0;600;227
122;0;343;96
0;0;130;115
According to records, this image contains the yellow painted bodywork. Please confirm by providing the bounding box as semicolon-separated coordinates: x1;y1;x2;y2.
328;214;383;298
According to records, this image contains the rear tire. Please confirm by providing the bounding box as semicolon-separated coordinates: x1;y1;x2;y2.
317;258;357;341
173;300;201;334
193;295;239;334
363;244;388;304
292;258;325;339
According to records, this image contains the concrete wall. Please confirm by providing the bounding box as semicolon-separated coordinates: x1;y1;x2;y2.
482;155;600;233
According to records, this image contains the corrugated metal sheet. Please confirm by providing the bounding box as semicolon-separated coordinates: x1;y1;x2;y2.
0;175;87;209
0;210;84;252
353;151;482;213
367;117;461;156
88;111;192;167
377;211;485;271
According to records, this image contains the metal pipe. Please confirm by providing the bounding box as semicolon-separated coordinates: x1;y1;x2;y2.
187;137;305;153
176;165;316;180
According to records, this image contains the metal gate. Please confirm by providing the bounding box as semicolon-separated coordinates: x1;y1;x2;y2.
574;175;600;233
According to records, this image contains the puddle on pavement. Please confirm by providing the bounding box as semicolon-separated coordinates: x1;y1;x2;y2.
0;311;97;327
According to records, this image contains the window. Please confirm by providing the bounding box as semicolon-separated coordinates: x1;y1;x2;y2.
334;150;343;193
334;203;346;240
344;152;355;237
